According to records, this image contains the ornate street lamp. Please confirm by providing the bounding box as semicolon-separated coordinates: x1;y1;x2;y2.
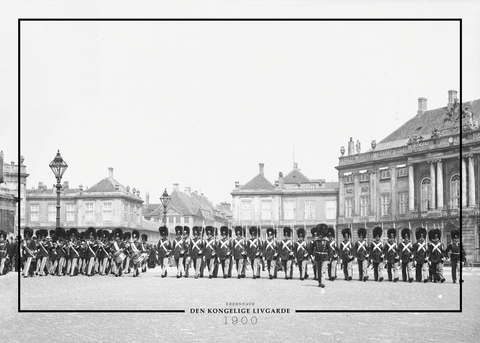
159;188;171;225
49;150;68;228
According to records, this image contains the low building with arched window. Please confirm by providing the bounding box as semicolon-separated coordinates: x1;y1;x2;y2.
336;90;480;262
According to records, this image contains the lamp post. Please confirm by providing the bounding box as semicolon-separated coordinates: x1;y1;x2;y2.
159;188;171;225
49;150;68;228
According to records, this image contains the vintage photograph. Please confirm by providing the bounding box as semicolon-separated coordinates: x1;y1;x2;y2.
1;1;479;342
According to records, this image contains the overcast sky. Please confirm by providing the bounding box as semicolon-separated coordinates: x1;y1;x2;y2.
1;1;480;207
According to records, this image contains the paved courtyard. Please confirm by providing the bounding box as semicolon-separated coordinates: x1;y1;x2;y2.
1;265;480;342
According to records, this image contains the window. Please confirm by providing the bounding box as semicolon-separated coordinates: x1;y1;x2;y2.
30;204;39;222
261;200;272;220
304;201;316;220
326;200;336;220
360;196;369;217
345;198;353;218
169;216;174;224
450;174;460;209
48;204;56;222
360;173;369;182
241;199;253;220
293;185;298;189
124;202;128;222
130;205;134;221
380;169;391;179
397;167;408;177
85;203;94;222
421;177;431;211
381;194;390;216
310;184;315;189
184;217;190;224
103;202;112;222
344;175;353;184
66;204;75;222
137;206;140;224
284;200;295;220
399;192;408;215
175;216;181;223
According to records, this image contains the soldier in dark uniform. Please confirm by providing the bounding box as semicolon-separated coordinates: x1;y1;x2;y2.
189;226;204;279
128;229;142;277
327;227;339;281
232;226;246;279
172;226;186;278
217;226;232;278
246;226;262;279
428;228;445;283
35;229;49;276
340;228;354;281
384;228;400;282
262;228;278;280
312;224;331;288
157;226;172;278
110;228;125;277
140;233;149;273
85;227;98;277
309;227;319;280
203;226;217;279
369;226;384;282
22;227;37;277
354;227;369;282
413;227;429;283
294;228;309;281
183;226;191;277
0;230;8;275
398;228;414;282
279;227;295;280
444;229;466;283
122;231;132;274
55;227;68;276
98;230;111;276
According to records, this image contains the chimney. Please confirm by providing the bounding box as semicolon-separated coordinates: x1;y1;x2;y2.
38;182;44;188
348;137;355;156
417;97;427;116
235;181;239;188
448;90;458;105
173;183;179;191
184;187;191;196
109;167;114;178
294;163;298;169
63;181;69;189
79;184;83;191
259;163;264;176
115;184;119;191
274;180;279;187
146;191;150;206
278;172;284;189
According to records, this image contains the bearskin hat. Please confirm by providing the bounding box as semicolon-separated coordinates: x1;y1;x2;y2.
297;228;306;238
429;228;441;240
65;229;71;240
102;230;110;239
311;226;318;236
23;227;33;239
220;226;229;236
451;229;459;239
160;226;168;237
123;231;131;240
0;230;6;239
79;231;86;240
234;226;242;236
401;228;411;240
175;225;183;235
317;224;328;237
206;226;214;235
387;228;396;239
96;229;103;239
327;227;335;237
51;233;58;243
358;227;367;238
415;227;426;240
372;226;382;238
341;228;351;238
132;229;140;239
249;226;258;236
49;230;55;238
183;226;190;235
70;228;79;238
113;228;123;239
266;227;274;236
39;229;49;239
283;227;292;237
141;234;148;241
86;227;96;238
192;226;201;235
55;227;65;239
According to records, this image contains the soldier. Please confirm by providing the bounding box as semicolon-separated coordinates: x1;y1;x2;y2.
246;226;262;279
157;226;172;278
127;229;142;277
140;234;150;273
0;230;8;275
263;228;278;279
428;228;445;283
279;227;295;280
55;227;68;276
189;226;204;279
413;227;429;283
384;228;400;282
232;226;246;279
110;228;125;277
217;226;232;278
35;230;50;276
444;229;466;283
340;228;354;281
327;227;339;281
84;227;98;277
294;228;309;281
97;230;111;276
183;226;191;277
22;227;36;278
354;227;369;282
203;226;217;279
66;229;79;276
48;232;58;275
398;228;414;283
171;226;186;278
311;224;331;288
122;231;132;274
309;227;319;280
369;226;384;282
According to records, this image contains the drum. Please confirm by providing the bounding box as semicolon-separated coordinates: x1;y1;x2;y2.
132;252;143;265
114;251;126;264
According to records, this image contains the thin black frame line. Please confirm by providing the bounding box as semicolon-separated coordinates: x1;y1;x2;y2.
17;17;22;313
295;310;461;313
459;18;463;313
17;17;463;314
19;310;185;313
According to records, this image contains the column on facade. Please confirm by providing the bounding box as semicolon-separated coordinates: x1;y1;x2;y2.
354;172;360;216
408;164;415;211
468;155;476;207
429;160;436;210
338;174;345;217
462;157;467;208
436;159;443;209
370;171;376;216
390;166;397;217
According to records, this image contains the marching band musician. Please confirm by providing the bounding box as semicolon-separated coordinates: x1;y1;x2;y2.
444;229;466;283
122;231;132;274
203;226;217;279
64;229;72;276
384;228;400;282
78;231;87;275
140;233;150;273
246;226;261;279
97;230;111;276
35;229;50;276
48;231;58;275
189;226;204;279
327;227;339;281
85;227;98;277
370;226;384;282
22;227;37;278
217;226;232;279
128;229;143;277
311;224;332;288
0;230;8;275
68;228;81;277
279;227;294;280
172;226;186;278
157;226;172;278
428;228;445;283
232;226;246;279
354;227;370;282
262;228;278;280
398;228;414;283
340;228;354;281
110;228;125;277
294;228;309;281
55;227;67;276
413;227;429;283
